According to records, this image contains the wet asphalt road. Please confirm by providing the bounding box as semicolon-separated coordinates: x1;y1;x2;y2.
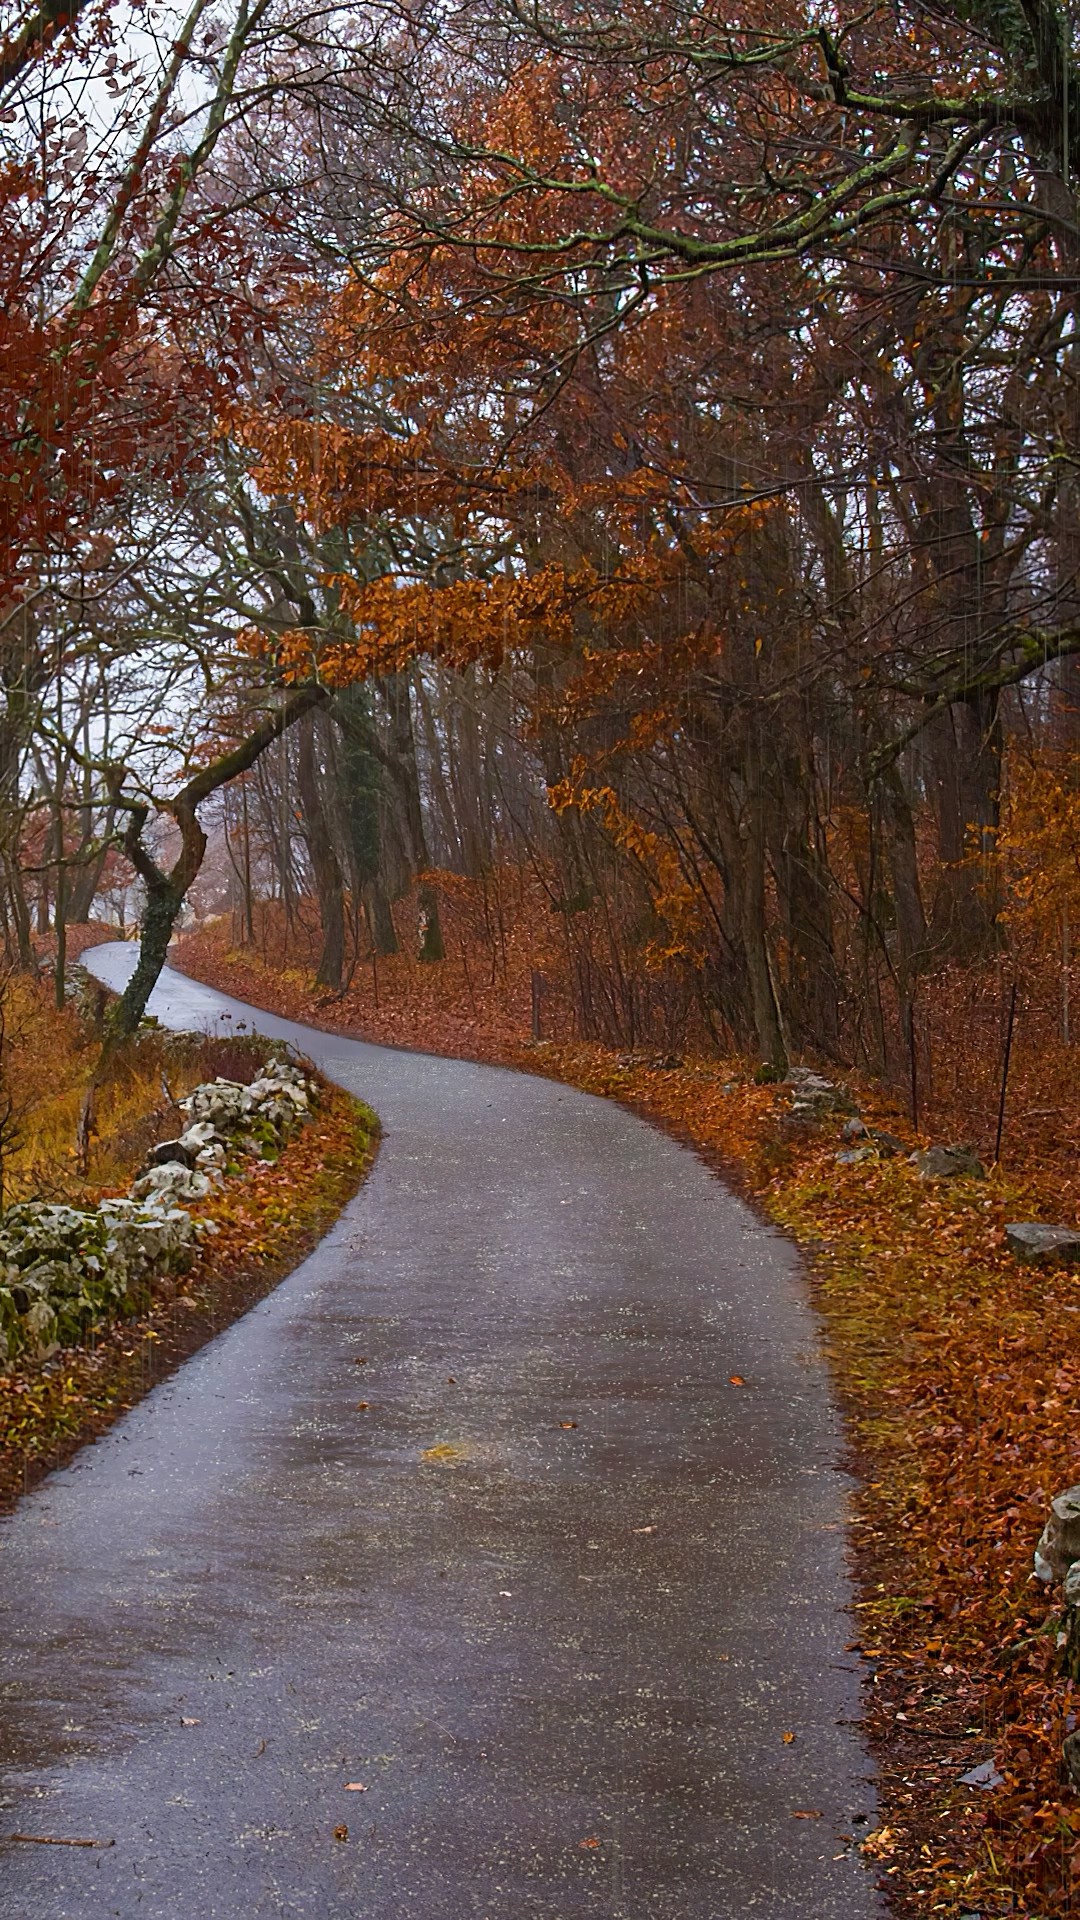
0;948;883;1918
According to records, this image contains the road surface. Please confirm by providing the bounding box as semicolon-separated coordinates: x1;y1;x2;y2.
0;947;883;1918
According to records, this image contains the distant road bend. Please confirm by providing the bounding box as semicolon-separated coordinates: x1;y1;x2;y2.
0;945;883;1918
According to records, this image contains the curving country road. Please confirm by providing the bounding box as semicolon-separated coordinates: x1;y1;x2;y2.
0;948;883;1918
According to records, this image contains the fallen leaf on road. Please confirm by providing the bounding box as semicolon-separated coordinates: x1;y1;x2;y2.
860;1825;896;1856
728;1375;746;1387
344;1783;368;1793
790;1809;822;1820
180;1718;201;1727
782;1731;796;1744
334;1824;348;1842
559;1421;578;1430
578;1836;601;1849
632;1525;655;1534
356;1402;369;1411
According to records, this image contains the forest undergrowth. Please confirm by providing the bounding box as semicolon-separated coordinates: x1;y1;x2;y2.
175;883;1080;1919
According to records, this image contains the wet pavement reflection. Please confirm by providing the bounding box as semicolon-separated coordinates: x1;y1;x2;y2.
0;948;884;1917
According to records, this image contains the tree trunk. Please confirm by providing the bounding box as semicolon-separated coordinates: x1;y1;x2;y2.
926;694;1003;956
3;854;33;970
384;673;444;962
363;879;398;956
878;762;928;979
296;713;345;990
332;687;399;955
240;778;254;943
742;737;788;1072
104;873;189;1045
448;665;490;878
413;673;462;870
53;857;67;1010
771;750;838;1056
66;804;118;922
99;685;327;1053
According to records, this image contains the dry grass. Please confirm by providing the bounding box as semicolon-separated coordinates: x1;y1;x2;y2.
0;967;286;1207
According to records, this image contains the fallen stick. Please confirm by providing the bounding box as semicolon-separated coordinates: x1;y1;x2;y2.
8;1834;115;1848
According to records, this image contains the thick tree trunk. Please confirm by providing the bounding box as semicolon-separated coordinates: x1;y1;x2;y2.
384;674;444;962
926;694;1003;956
296;714;345;990
104;812;206;1048
77;808;199;1175
105;875;189;1045
448;665;490;878
363;879;398;956
417;881;445;963
332;688;399;955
